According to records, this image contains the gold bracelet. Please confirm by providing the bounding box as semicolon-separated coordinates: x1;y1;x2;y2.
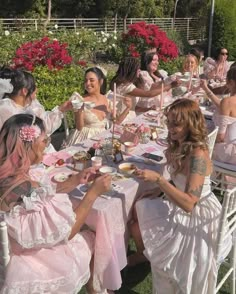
156;174;162;185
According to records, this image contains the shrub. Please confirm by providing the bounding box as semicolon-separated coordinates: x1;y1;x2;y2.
121;21;179;60
33;65;85;129
211;0;236;60
159;57;184;75
12;36;72;71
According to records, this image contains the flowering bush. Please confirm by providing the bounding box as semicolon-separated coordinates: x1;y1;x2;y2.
122;21;178;61
12;36;72;71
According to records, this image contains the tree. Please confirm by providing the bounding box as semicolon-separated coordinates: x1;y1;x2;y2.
211;0;236;59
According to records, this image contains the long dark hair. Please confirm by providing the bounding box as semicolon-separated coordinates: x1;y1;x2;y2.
140;52;163;80
213;47;229;61
84;67;107;95
0;67;36;100
110;57;140;90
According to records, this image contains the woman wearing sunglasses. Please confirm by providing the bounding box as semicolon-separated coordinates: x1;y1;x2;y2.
203;47;230;81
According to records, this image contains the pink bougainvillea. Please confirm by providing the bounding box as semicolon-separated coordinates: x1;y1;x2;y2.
122;21;178;60
12;37;72;71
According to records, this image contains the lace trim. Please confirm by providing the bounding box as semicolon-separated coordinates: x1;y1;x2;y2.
15;223;72;249
7;187;75;249
2;263;90;294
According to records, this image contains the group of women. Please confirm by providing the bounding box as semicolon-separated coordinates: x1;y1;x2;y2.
0;46;235;294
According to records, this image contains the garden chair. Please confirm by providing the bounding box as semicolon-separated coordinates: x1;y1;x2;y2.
212;172;236;293
0;221;10;281
208;126;219;159
213;161;236;191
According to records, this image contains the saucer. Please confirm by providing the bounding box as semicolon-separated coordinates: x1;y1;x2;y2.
53;172;72;183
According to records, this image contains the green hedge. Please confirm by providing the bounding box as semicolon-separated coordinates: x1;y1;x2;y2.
0;27;186;129
211;0;236;60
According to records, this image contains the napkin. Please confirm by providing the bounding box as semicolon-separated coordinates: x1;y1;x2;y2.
43;151;71;166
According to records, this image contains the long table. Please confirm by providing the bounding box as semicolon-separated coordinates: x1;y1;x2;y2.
45;112;168;292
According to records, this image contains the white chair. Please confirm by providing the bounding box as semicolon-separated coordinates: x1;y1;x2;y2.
213;161;236;190
212;175;236;293
208;126;219;158
0;221;10;278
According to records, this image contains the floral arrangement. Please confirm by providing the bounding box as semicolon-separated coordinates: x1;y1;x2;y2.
136;124;151;135
12;37;72;71
122;21;178;61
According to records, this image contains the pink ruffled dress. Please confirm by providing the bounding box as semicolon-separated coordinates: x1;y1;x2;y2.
0;181;95;294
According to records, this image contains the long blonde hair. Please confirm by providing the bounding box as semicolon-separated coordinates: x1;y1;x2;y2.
164;99;208;174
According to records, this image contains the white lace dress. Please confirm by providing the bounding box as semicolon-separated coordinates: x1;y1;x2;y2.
0;181;94;294
136;172;232;294
116;83;138;122
66;108;110;145
136;71;159;109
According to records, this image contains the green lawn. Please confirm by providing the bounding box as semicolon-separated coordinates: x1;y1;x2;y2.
79;238;231;294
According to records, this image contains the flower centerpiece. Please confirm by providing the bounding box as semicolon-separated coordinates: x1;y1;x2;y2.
122;21;178;61
136;124;151;144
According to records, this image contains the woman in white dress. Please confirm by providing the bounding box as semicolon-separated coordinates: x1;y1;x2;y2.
129;99;232;294
135;51;171;113
0;113;111;293
110;57;178;122
203;67;236;164
67;67;132;145
0;67;72;135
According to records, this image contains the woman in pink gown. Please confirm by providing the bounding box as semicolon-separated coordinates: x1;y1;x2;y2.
0;113;111;293
203;47;230;81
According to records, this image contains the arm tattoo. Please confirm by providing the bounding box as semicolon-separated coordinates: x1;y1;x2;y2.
190;155;207;176
187;185;203;197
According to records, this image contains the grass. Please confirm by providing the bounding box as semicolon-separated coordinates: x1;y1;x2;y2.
79;186;232;294
79;238;231;294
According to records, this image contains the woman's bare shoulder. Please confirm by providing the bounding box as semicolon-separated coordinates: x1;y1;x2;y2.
189;146;209;159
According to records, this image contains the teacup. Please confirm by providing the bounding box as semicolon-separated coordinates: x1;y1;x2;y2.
71;100;83;111
91;156;103;169
99;166;117;175
69;92;84;102
118;162;136;175
124;142;135;153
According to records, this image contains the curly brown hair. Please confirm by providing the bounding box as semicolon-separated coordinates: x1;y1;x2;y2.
164;99;208;174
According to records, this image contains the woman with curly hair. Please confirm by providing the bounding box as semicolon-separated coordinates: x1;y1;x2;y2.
128;99;232;294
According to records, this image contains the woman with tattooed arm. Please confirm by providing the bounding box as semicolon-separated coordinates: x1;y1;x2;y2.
128;99;232;294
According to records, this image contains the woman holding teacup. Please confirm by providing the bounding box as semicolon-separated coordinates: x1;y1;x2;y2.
128;99;231;294
0;113;111;293
67;67;132;145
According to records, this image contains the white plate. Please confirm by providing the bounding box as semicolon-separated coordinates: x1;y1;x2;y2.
53;172;72;183
146;110;159;117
